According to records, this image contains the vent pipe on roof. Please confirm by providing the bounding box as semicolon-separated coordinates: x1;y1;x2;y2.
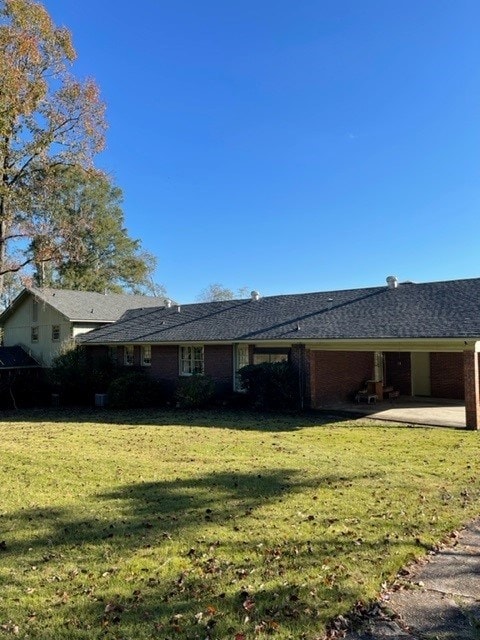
386;275;399;289
177;305;181;313
250;290;261;301
164;298;172;308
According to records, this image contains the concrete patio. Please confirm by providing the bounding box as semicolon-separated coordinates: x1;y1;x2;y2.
322;397;467;429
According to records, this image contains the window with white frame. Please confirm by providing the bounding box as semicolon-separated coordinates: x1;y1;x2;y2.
141;345;151;366
31;326;39;343
234;344;249;391
252;350;289;365
179;345;204;375
124;345;134;366
51;325;60;342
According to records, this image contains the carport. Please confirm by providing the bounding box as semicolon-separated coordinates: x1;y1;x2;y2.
308;342;480;430
322;396;466;429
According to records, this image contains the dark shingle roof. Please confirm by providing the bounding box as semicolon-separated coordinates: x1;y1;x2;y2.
0;288;165;324
79;277;480;345
0;346;40;368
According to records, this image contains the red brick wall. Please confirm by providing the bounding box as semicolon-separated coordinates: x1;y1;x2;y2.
148;344;234;394
113;345;145;367
110;346;121;364
464;351;480;429
310;350;374;407
84;344;471;405
430;352;464;399
133;346;140;366
204;345;233;393
150;345;178;379
87;344;235;396
384;352;411;395
87;345;109;363
147;345;178;396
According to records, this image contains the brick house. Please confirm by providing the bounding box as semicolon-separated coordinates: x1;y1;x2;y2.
79;276;480;430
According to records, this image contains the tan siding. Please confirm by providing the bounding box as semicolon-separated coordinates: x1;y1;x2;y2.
72;324;105;337
3;294;72;366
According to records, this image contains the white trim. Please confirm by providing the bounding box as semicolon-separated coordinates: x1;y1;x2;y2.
80;337;480;353
124;345;134;366
307;338;477;352
141;344;151;366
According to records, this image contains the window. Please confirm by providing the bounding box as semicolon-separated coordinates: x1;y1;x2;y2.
141;345;151;366
32;299;38;323
179;345;204;375
31;326;39;343
124;345;134;366
234;344;249;391
52;325;60;342
253;351;289;365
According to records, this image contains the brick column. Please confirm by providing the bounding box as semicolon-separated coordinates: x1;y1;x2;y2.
463;350;480;430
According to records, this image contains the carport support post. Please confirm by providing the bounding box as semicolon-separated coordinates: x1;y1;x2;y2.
463;349;480;430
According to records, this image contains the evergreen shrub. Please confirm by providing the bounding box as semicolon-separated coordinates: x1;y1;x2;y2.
50;347;119;405
108;372;162;408
238;362;300;410
175;374;215;408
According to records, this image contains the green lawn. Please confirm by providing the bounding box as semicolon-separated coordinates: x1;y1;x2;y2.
1;409;479;639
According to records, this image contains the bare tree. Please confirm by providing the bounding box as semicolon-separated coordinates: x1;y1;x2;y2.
0;0;106;292
196;283;249;302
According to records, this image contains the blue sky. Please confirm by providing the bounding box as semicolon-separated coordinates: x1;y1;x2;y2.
43;1;480;302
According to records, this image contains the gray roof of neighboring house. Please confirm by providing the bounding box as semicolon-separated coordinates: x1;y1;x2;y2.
0;346;41;369
78;277;480;344
0;287;165;324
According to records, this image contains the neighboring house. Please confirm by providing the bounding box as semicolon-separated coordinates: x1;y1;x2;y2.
0;288;165;366
78;275;480;430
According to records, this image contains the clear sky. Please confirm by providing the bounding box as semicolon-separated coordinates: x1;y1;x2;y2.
42;0;480;302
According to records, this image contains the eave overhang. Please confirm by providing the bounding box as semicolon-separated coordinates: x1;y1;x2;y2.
79;336;480;353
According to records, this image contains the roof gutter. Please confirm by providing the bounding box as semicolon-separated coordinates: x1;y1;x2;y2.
77;336;480;353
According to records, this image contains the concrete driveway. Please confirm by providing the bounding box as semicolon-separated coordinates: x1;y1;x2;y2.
323;397;467;429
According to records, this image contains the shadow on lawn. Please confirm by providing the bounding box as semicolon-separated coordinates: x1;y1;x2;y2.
5;468;434;638
0;406;352;431
6;468;387;555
